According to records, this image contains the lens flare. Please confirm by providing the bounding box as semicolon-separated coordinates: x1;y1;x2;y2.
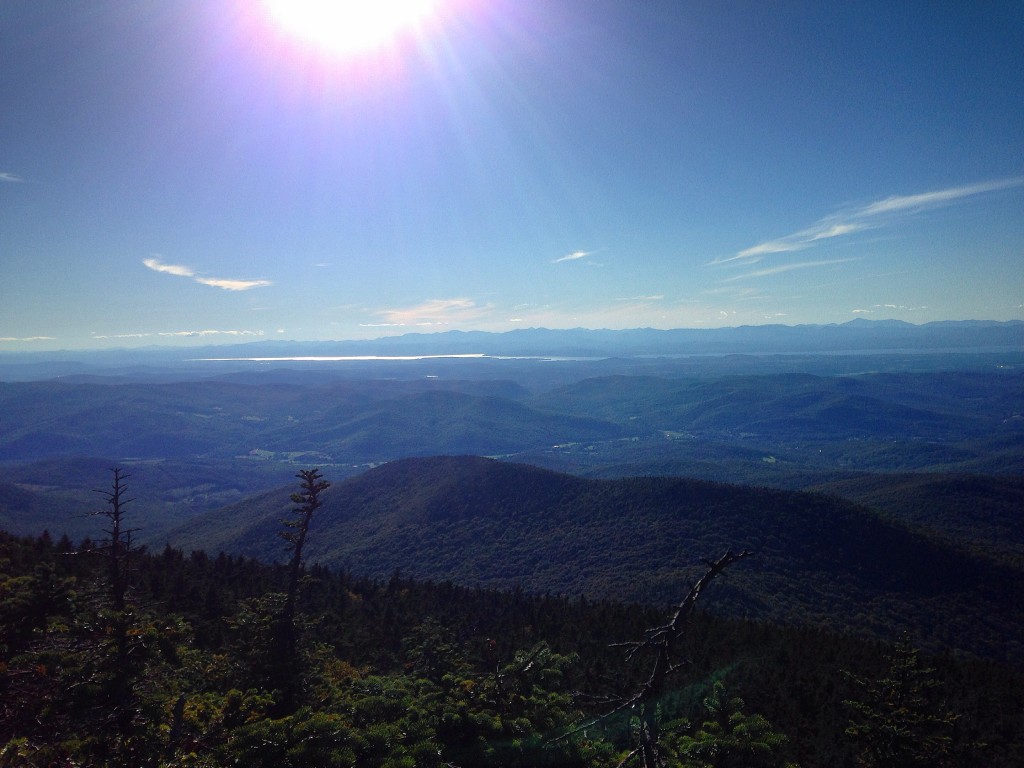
264;0;437;56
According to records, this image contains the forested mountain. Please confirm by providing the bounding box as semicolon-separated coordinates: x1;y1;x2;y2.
0;480;93;537
810;473;1024;567
163;456;1024;664
0;456;300;541
530;371;1021;438
0;379;632;462
518;369;1024;476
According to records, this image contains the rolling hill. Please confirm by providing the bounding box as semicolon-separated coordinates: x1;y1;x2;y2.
811;472;1024;567
529;370;1022;441
0;379;628;463
0;456;300;541
162;455;1024;663
1;369;1019;478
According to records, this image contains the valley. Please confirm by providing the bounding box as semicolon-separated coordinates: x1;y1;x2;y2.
0;328;1021;656
2;321;1023;765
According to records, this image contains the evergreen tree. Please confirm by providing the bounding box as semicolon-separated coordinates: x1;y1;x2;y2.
90;467;141;765
670;680;795;768
271;468;330;715
844;635;958;768
283;468;331;625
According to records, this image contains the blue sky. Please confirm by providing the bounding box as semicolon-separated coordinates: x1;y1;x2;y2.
2;0;1022;351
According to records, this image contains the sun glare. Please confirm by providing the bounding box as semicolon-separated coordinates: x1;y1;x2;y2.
264;0;438;56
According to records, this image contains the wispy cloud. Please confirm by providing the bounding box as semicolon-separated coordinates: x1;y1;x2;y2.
91;329;265;340
850;304;927;316
553;249;595;264
143;257;195;277
194;277;272;291
143;257;271;291
714;177;1024;266
369;298;494;328
0;172;24;183
702;285;765;298
858;178;1021;217
726;222;868;263
0;335;56;342
722;258;858;281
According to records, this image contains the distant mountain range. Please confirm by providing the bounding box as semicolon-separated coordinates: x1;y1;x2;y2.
202;319;1023;358
1;319;1021;381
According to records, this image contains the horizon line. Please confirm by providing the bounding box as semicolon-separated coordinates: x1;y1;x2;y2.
0;318;1021;356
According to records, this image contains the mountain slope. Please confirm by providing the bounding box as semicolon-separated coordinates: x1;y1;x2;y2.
0;381;629;462
0;481;94;538
0;456;300;541
261;390;633;459
811;472;1024;566
163;456;1024;662
529;371;1022;440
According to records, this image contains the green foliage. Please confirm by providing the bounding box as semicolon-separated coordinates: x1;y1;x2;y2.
667;681;795;768
2;529;1024;766
435;641;594;767
844;636;961;767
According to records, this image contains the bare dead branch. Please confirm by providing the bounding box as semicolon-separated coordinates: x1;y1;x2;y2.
554;549;753;766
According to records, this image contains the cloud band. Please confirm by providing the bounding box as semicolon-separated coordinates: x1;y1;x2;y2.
143;257;271;291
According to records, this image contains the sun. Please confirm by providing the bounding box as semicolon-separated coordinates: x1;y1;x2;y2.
264;0;438;56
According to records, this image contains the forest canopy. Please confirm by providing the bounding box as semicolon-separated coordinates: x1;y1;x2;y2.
1;468;1021;765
